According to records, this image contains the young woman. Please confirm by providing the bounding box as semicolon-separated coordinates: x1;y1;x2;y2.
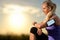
30;0;60;40
41;0;60;40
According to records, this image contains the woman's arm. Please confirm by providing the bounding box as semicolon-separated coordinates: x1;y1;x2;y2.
36;13;55;28
39;14;60;28
30;33;36;40
37;3;56;28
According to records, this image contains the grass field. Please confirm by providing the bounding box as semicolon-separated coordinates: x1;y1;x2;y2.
0;34;29;40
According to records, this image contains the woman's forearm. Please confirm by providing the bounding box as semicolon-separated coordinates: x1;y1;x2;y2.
39;12;54;28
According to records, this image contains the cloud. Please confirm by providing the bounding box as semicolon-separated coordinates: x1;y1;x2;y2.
2;4;42;17
23;6;40;14
0;4;43;35
21;6;42;17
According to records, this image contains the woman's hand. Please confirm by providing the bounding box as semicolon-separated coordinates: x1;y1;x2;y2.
32;22;37;26
35;23;40;28
35;23;44;29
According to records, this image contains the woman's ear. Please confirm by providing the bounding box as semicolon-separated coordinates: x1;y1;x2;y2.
49;7;52;11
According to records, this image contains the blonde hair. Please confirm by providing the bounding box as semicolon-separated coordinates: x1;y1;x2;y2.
43;0;56;22
42;0;56;12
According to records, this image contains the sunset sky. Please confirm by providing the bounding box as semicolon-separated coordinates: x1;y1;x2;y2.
0;0;60;35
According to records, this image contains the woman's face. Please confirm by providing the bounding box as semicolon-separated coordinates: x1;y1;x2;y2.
42;3;50;15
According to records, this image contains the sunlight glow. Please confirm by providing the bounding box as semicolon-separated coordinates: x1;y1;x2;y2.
9;14;26;27
2;4;28;34
2;4;25;14
1;4;36;34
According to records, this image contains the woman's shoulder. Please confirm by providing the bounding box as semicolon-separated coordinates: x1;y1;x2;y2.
51;14;60;25
50;14;59;19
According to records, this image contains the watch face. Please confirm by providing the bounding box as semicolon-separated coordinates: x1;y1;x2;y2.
47;19;55;26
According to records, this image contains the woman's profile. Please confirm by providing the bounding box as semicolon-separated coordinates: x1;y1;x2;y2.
30;0;60;40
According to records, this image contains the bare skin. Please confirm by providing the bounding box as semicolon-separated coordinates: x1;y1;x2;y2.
35;2;60;28
30;33;36;40
30;0;60;40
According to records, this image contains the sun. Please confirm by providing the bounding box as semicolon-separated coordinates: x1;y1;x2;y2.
9;14;26;27
2;4;27;29
2;4;32;34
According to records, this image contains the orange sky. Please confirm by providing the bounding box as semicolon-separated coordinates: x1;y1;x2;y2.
0;0;60;35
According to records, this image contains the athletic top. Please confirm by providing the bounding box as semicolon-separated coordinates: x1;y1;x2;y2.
46;25;60;40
